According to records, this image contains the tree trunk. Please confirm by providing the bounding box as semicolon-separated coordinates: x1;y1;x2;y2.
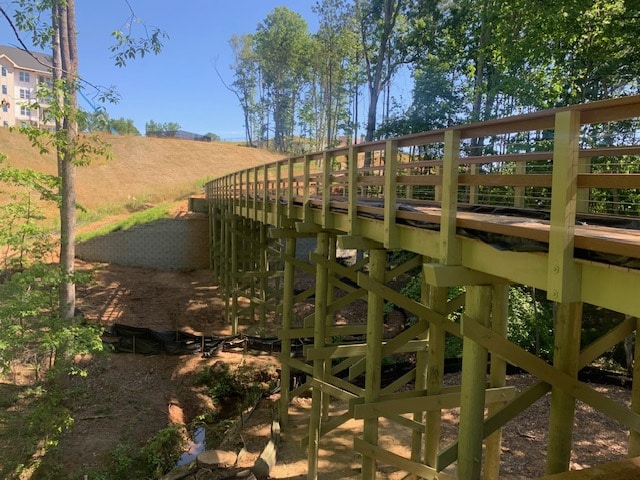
53;0;79;321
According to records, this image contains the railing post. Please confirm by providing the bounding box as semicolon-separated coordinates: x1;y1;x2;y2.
384;139;399;249
303;154;311;222
287;157;294;218
348;145;360;236
253;166;259;220
275;161;282;228
322;151;332;229
440;129;461;265
547;109;582;303
263;164;269;225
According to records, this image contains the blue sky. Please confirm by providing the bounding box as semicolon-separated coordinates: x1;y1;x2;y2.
1;1;413;140
0;1;317;139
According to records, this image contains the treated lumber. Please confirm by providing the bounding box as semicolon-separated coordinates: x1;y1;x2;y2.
354;438;457;480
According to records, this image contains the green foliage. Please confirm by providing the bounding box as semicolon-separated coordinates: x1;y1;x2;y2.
145;120;181;137
75;203;173;243
508;286;554;361
199;361;277;413
140;426;185;477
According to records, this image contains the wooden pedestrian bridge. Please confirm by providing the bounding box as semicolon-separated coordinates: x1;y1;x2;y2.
204;95;640;479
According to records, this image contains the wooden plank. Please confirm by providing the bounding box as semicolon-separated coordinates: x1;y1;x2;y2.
577;173;640;189
306;339;429;360
382;368;416;394
356;272;457;336
309;378;358;402
354;438;457;480
458;173;552;187
423;263;509;287
354;387;515;419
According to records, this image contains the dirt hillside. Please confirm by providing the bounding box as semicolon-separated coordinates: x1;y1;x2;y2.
0;128;283;211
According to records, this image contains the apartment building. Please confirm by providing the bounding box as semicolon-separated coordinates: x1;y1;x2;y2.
0;44;54;128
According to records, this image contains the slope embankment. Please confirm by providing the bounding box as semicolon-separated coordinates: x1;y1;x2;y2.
0;129;283;212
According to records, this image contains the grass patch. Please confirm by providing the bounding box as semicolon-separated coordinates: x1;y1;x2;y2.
76;204;174;243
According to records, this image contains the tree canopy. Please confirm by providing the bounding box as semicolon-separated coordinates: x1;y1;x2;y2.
229;0;640;152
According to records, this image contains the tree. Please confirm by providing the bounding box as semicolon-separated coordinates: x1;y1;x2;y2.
228;34;259;147
3;1;165;321
145;120;181;137
254;6;313;152
307;0;359;149
109;116;140;135
355;0;415;154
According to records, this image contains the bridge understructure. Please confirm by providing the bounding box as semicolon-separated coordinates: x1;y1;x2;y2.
206;96;640;479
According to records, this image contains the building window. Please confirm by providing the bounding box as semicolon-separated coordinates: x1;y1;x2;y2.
20;88;31;99
19;71;30;83
1;67;6;76
2;104;7;113
1;85;6;95
20;105;30;116
3;121;8;127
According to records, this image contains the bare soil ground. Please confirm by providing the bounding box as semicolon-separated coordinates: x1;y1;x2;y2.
47;260;632;479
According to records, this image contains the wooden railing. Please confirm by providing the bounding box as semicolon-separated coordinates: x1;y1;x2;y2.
208;96;640;237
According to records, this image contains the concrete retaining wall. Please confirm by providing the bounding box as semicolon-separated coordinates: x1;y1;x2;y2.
76;214;210;270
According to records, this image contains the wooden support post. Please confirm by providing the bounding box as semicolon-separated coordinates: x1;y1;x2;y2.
223;211;231;326
485;284;509;479
410;263;430;471
425;285;449;468
231;215;239;335
279;236;297;428
458;285;492;480
630;317;640;456
361;248;387;480
259;223;268;331
546;301;583;475
323;234;337;422
308;232;330;480
248;219;256;322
